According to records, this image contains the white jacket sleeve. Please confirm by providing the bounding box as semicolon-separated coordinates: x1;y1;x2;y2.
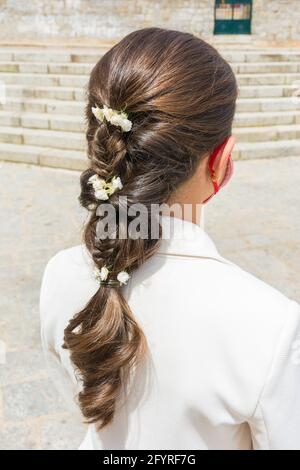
39;253;83;417
249;300;300;450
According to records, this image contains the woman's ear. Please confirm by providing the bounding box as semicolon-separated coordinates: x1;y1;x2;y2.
213;135;236;184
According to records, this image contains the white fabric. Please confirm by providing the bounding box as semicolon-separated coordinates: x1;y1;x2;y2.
39;215;300;450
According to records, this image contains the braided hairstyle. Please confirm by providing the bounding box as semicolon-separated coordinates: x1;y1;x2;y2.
63;27;238;429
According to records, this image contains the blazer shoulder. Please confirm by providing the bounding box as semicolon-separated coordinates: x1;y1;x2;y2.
40;245;94;317
209;253;300;344
228;256;293;300
180;249;298;325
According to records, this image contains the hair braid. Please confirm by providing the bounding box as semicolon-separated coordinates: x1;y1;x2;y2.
64;95;160;430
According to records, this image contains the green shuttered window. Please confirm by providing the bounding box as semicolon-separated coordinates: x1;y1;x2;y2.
214;0;252;34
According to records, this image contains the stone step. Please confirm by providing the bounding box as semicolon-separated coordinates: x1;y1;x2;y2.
222;51;300;63
0;61;94;75
0;50;106;63
236;97;300;112
238;73;300;85
2;48;300;64
0;72;88;87
1;60;300;76
0;96;84;114
238;84;299;98
234;124;300;142
0;142;86;170
234;139;300;160
231;62;300;74
0;111;85;132
4;84;85;101
0;126;86;151
234;110;300;127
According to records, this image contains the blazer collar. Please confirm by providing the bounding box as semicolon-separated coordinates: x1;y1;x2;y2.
157;215;232;264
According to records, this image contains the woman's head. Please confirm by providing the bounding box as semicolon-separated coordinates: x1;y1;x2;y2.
63;27;238;429
84;27;237;206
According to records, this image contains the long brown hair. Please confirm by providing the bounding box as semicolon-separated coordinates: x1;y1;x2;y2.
63;27;238;429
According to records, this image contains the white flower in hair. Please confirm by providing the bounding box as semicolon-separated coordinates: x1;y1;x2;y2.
110;176;123;191
102;105;115;122
91;106;105;122
88;174;107;201
94;265;109;282
89;175;105;190
88;174;98;183
88;173;123;200
100;266;109;281
95;188;109;201
110;112;132;132
93;266;101;281
91;104;132;133
117;271;130;286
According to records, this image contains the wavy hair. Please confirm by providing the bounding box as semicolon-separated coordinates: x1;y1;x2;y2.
63;27;238;429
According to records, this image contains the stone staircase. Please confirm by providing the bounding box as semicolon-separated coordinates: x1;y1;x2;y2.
0;46;300;171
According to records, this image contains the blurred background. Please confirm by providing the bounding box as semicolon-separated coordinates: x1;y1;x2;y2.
0;0;299;449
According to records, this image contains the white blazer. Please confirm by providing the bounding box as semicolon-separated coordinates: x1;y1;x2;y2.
40;215;300;450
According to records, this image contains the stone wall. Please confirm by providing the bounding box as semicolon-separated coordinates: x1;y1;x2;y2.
252;0;300;41
0;0;299;44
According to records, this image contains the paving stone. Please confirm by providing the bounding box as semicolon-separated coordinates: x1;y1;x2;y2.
3;378;66;420
0;421;38;450
0;349;48;386
40;414;87;450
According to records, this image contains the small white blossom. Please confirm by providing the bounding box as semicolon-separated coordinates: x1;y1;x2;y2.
88;174;105;189
88;172;123;201
94;267;101;281
88;174;99;184
110;113;132;132
89;176;106;191
110;176;123;191
117;271;130;286
95;188;109;201
100;266;109;281
91;104;132;133
102;105;115;122
94;265;109;282
91;106;105;122
93;180;106;191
